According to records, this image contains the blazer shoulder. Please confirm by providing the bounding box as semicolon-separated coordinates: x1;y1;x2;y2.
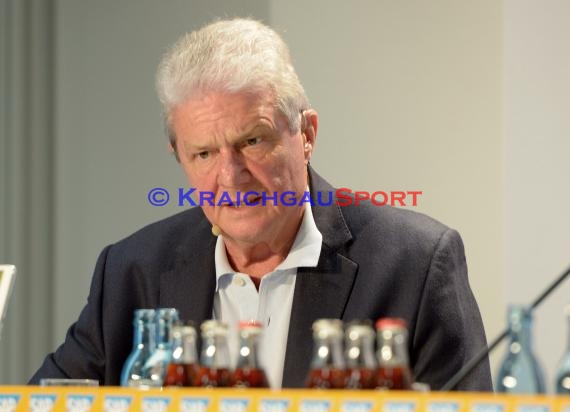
104;208;211;269
308;167;453;252
342;201;453;250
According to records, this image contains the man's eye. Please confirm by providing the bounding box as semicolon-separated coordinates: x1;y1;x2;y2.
197;151;210;159
245;137;262;146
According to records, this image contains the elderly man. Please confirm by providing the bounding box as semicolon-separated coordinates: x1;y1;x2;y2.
30;18;492;390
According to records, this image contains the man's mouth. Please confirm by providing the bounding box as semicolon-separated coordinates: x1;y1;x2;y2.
232;196;262;207
221;195;263;207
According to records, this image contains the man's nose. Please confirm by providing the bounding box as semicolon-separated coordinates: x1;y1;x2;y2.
217;149;250;188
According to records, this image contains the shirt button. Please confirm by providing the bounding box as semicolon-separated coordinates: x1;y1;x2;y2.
233;276;246;287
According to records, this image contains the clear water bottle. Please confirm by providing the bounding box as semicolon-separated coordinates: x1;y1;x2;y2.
496;305;545;394
555;304;570;394
120;309;156;388
142;308;180;387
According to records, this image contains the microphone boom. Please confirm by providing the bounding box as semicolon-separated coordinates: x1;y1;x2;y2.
440;264;570;391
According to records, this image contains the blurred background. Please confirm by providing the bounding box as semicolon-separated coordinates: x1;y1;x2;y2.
0;0;569;390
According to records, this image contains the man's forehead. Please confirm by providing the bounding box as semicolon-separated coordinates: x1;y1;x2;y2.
173;90;288;139
179;90;270;118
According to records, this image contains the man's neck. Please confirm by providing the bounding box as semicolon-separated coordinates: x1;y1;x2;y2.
224;237;295;278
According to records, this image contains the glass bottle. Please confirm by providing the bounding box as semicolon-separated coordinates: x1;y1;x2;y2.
496;305;545;394
142;307;180;387
344;321;377;389
375;318;413;390
120;309;156;388
555;304;570;394
163;323;198;387
230;321;270;388
305;319;346;389
195;320;231;387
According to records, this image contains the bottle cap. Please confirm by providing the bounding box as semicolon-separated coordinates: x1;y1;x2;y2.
375;317;408;330
239;320;263;329
200;319;228;336
133;308;155;321
312;319;343;339
156;307;180;321
345;322;375;341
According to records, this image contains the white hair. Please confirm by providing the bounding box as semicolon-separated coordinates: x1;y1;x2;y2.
156;18;310;145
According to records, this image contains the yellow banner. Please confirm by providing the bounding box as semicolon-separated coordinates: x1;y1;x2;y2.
0;386;569;412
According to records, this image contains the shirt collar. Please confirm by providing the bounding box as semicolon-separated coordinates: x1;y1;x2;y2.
214;199;323;291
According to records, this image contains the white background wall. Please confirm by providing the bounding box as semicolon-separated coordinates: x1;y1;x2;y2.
504;0;570;392
10;0;568;389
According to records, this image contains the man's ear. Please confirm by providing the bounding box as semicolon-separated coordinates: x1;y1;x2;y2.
302;109;318;162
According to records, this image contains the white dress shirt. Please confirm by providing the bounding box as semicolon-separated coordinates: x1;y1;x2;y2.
213;202;322;388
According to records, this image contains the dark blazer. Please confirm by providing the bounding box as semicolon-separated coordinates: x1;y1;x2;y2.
30;168;492;391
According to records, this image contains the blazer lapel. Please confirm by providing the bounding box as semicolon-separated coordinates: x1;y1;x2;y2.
282;247;357;387
282;167;358;387
159;218;217;326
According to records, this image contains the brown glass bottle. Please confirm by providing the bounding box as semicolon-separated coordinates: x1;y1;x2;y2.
344;321;377;389
305;319;347;389
230;321;269;388
306;368;347;389
375;318;413;390
195;366;231;387
195;320;231;387
376;366;413;390
163;324;198;387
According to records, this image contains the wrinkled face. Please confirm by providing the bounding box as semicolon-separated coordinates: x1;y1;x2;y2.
170;90;315;247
